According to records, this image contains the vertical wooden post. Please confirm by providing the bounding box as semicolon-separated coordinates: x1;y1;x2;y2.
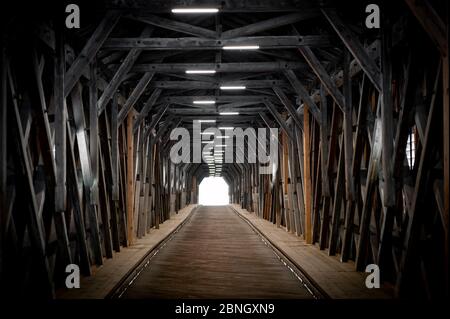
343;51;354;201
443;20;449;296
0;39;7;275
381;24;395;207
89;61;99;204
54;26;67;215
54;25;72;266
281;129;291;232
303;105;312;243
126;111;135;245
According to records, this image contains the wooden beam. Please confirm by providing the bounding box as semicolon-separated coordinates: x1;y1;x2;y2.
283;69;322;123
381;26;395;206
128;13;217;38
343;51;354;201
98;27;153;115
89;62;99;204
264;101;295;140
404;0;447;56
356;117;383;270
66;121;92;275
0;40;6;273
221;11;319;38
133;88;162;132
295;44;345;112
444;21;449;296
143;103;170;139
70;84;104;265
150;79;288;89
111;94;119;201
126;111;135;245
303;105;312;244
163;95;275;104
55;28;67;213
8;65;54;296
328;136;345;255
109;0;316;12
104;35;330;50
396;62;439;295
117;71;155;125
321;8;382;92
131;62;306;73
169;107;267;114
285;39;380;127
273;86;303;130
319;85;330;197
64;11;120;97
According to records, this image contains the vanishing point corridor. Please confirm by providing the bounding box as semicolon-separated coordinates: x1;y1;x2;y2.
120;206;315;299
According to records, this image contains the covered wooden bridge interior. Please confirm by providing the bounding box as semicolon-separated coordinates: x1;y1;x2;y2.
0;0;448;299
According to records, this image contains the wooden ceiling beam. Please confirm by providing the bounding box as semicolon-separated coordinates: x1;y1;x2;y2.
322;8;382;92
103;35;330;50
128;13;217;38
162;95;276;104
98;26;154;115
221;11;320;39
150;79;288;89
131;62;306;73
64;11;121;98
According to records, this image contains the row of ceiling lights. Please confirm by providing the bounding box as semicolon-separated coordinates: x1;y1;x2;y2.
171;7;246;176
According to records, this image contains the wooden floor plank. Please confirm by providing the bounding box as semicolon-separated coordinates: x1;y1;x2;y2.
121;205;314;299
232;204;394;299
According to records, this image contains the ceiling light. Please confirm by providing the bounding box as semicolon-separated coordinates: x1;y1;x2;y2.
186;70;216;74
215;136;230;139
197;119;216;123
222;45;259;50
172;8;219;13
200;132;215;135
218;126;234;130
194;100;216;105
220;86;246;90
220;112;239;115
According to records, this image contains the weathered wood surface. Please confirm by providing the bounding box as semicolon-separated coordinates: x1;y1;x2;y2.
121;206;314;298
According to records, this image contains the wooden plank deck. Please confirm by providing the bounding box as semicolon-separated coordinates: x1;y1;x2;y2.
121;205;315;299
57;205;196;299
232;204;394;299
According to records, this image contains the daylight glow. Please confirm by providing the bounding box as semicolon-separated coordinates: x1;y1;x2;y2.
199;177;229;205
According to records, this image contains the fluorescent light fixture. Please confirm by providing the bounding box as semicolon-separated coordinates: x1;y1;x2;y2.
194;100;216;105
218;126;234;130
202;141;213;144
220;112;239;115
186;70;216;74
220;86;246;90
215;136;230;139
197;119;216;123
172;8;219;13
222;45;259;50
200;132;215;135
214;144;227;147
